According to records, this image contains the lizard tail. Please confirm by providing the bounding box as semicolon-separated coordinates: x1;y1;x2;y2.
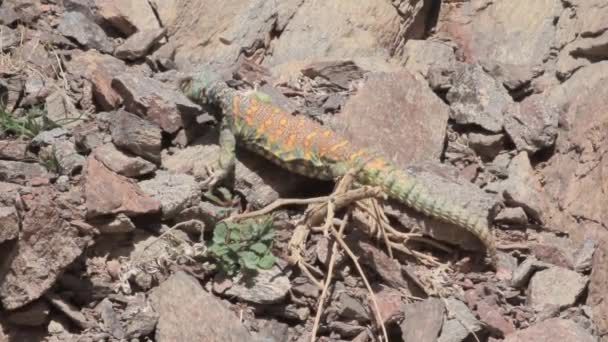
359;161;498;266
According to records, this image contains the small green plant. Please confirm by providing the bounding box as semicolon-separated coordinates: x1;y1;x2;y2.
0;106;55;138
207;216;276;275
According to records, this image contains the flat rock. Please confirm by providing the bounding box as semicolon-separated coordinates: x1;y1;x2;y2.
138;171;201;220
0;160;50;185
92;143;156;177
110;109;162;163
0;189;94;310
494;207;528;225
0;140;29;161
52;140;86;176
503;318;596;342
402;39;458;81
89;213;135;234
334;71;448;165
0;206;19;243
446;64;511;133
214;266;291;305
84;157;161;218
67;50;128;110
96;0;161;35
112;73;199;134
115;28;166;61
58;11;112;53
149;271;253;341
401;298;444;342
505;94;559;153
528;267;588;311
6;300;50;326
468;132;506;160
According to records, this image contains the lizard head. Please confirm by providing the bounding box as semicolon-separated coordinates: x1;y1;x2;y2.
178;67;224;103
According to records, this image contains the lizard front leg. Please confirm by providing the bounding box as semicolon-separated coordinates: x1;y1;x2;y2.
201;116;236;191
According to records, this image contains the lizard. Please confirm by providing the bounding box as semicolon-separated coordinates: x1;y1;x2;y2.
178;67;498;268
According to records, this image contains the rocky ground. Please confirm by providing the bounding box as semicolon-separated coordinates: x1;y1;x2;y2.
0;0;607;341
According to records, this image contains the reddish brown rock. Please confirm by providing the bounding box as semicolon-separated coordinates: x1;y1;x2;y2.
95;0;160;36
0;141;30;161
115;28;166;61
503;318;595;342
84;157;160;218
92;143;156;178
0;206;19;243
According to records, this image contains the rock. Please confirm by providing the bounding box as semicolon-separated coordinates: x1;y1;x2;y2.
0;160;50;185
502;152;549;223
0;191;94;310
89;213;135;234
476;300;516;337
385;161;500;252
333;291;369;322
96;0;161;35
529;234;575;269
0;0;42;26
528;267;588;311
511;257;549;289
0;206;19;243
6;300;50;326
468;133;506;160
96;298;124;340
73;121;108;152
31;128;69;147
162;143;311;208
92;144;156;177
505;94;559;153
437;298;483;342
122;294;158;339
58;11;113;53
115;28;166;61
112;73;199;134
301;60;365;90
0;140;29;161
329;321;365;339
402;39;457;80
494;207;528;225
372;287;404;324
213;265;290;305
574;239;595;272
355;241;409;289
149;271;253;341
589;239;608;337
138;171;201;220
12;40;54;76
52;140;86;176
446;64;511;133
110;109;162;163
436;0;560;82
503;318;595;342
334;71;448;165
46;294;92;329
84;157;161;218
67;50;128;111
257;319;289;342
0;25;20;52
401;298;444;342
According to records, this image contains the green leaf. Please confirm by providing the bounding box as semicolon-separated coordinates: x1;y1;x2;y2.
238;251;259;270
207;244;229;256
227;242;244;252
257;253;275;269
212;223;228;243
249;242;268;255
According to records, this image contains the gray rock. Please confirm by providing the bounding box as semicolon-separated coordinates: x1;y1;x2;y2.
401;298;444;342
96;298;124;340
58;12;113;53
468;132;506;160
437;298;483;342
495;207;528;225
511;256;549;288
112;73;199;134
149;271;253;341
115;28;166;61
110;109;162;163
52;140;86;176
402;39;457;80
31;128;70;147
573;239;595;272
96;0;161;35
90;213;135;234
214;266;291;305
0;25;20;52
6;300;50;326
139;171;201;220
446;64;511;133
505;94;559;153
528;267;588;311
0;160;50;185
502;152;549;223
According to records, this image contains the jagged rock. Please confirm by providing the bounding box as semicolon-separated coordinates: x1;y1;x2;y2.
52;140;86;176
528;267;588;311
149;271;253;341
96;0;161;35
213;266;291;305
494;207;528;225
437;298;483;342
138;171;201;220
468;132;506;160
58;11;113;53
0;140;30;161
112;73;199;134
84;157;161;218
401;298;444;342
505;94;559;153
115;28;166;61
110;109;162;163
334;71;448;165
92;144;156;177
89;213;135;234
0;25;20;52
0;161;50;185
446;64;511;133
0;206;19;243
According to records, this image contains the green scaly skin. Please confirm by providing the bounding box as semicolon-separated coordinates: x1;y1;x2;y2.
179;67;498;267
